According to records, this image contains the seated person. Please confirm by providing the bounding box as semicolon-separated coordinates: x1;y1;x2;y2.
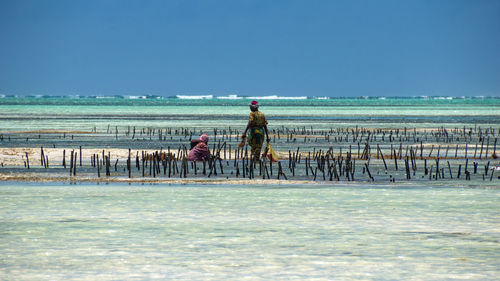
187;134;210;161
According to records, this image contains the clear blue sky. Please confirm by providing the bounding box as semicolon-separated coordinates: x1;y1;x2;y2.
0;0;499;97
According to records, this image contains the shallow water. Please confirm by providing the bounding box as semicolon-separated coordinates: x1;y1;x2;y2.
1;96;499;131
1;96;499;279
1;182;499;280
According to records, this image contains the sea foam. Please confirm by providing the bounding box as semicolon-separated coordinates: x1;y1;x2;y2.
176;95;213;99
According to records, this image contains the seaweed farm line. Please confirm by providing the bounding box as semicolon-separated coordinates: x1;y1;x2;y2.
1;125;499;184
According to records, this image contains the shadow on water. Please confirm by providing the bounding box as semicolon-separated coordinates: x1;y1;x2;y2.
401;231;499;243
56;218;92;223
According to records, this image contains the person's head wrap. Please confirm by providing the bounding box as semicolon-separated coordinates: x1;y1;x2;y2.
200;134;209;143
250;101;259;111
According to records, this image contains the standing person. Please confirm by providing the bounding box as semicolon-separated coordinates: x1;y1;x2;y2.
187;134;210;161
241;101;270;160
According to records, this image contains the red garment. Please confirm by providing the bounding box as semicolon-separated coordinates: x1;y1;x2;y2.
187;142;210;161
190;139;202;150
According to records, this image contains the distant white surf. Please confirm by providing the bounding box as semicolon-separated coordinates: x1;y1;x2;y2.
216;94;242;100
246;95;308;100
1;94;497;100
125;95;147;99
176;94;309;100
176;95;213;99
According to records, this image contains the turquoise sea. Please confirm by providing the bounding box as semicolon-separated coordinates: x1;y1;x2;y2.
1;95;500;280
1;95;499;132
